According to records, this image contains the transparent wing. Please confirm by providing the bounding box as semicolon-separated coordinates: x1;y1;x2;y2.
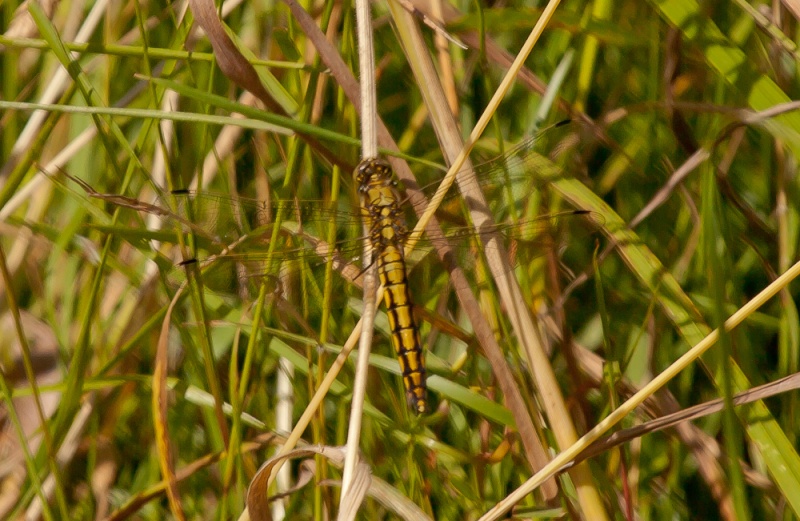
69;122;600;298
157;189;600;299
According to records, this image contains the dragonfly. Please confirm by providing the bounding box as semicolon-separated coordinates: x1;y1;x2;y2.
59;128;600;414
356;157;427;414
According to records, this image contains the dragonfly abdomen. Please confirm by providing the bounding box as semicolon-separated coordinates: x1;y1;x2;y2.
377;243;428;414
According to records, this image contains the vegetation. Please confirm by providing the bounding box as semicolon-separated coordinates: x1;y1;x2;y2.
1;0;800;519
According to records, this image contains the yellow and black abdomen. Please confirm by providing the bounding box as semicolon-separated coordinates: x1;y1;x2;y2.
376;237;427;414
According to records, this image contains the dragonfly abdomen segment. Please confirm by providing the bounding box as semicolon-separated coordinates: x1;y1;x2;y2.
377;243;427;414
356;158;428;415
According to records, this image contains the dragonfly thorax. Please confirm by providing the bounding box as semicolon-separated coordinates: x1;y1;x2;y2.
356;158;409;249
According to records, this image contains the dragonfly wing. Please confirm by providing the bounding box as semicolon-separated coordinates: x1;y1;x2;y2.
405;210;603;292
162;195;369;300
